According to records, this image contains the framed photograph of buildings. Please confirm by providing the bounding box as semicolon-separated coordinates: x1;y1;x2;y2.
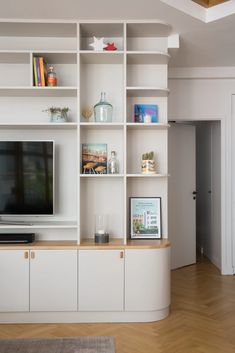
82;143;107;174
129;197;162;239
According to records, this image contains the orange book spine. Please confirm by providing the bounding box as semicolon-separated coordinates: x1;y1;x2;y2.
39;57;45;86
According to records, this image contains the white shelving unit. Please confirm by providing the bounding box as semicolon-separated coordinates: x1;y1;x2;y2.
0;20;178;323
0;20;173;245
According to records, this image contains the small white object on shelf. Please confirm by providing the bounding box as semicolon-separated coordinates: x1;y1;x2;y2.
144;114;152;123
90;36;106;51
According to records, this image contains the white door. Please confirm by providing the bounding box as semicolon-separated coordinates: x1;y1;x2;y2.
79;250;124;311
30;250;77;312
125;249;170;311
0;250;29;312
168;123;196;269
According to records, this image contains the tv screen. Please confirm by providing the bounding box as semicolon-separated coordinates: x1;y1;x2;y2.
0;141;54;215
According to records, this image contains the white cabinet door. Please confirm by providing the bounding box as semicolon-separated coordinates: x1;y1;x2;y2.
0;250;29;312
30;250;77;312
125;248;170;311
79;250;124;311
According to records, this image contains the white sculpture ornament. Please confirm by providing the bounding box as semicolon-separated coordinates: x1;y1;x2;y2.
90;36;106;51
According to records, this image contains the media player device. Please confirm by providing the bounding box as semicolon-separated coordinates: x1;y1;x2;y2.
0;233;35;243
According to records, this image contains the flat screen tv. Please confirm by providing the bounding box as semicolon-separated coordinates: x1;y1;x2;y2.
0;141;54;215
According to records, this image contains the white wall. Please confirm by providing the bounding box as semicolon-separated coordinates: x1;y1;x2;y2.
168;77;233;274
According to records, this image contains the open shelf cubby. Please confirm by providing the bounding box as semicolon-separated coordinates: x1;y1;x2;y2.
79;22;124;51
32;52;77;87
0;22;77;51
127;128;167;175
80;177;124;242
126;177;168;238
80;58;124;123
126;22;171;51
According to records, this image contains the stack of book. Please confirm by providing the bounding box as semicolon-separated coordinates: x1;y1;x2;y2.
33;57;47;86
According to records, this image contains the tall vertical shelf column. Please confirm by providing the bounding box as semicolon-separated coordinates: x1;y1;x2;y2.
125;21;171;242
78;22;125;245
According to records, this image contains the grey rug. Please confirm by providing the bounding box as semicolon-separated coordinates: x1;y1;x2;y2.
0;336;115;353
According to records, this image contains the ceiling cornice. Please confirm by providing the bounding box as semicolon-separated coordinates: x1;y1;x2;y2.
160;0;234;22
192;0;229;8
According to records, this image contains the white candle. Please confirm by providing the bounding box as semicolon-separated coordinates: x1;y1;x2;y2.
144;114;151;123
98;229;105;234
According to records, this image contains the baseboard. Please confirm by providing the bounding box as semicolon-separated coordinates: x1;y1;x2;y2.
0;307;170;324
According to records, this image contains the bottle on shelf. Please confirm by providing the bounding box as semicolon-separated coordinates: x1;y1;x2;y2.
108;150;119;174
94;92;113;123
47;65;57;87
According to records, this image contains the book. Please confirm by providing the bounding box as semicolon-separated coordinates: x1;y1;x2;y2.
36;57;41;86
33;57;38;86
134;104;158;123
39;57;45;86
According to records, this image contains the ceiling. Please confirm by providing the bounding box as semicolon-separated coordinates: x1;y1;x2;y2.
1;0;235;68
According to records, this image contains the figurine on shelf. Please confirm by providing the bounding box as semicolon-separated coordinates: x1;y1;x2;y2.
81;107;93;121
90;36;106;51
104;42;117;51
47;65;57;86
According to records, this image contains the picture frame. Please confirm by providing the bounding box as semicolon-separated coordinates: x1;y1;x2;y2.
82;143;107;174
129;197;162;239
134;104;158;123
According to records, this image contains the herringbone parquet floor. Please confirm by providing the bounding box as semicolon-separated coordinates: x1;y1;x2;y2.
0;257;234;353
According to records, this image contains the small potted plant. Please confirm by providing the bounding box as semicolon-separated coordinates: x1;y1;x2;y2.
43;106;70;123
141;151;156;174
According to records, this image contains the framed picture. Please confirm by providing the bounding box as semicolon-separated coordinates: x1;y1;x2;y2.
130;197;162;239
134;104;158;123
82;143;107;174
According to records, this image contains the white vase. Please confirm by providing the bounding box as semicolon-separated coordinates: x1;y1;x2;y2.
50;112;68;123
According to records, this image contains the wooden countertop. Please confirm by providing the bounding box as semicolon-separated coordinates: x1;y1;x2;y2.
0;238;170;250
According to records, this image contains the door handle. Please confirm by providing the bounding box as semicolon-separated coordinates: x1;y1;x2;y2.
31;251;35;259
120;251;124;259
24;251;29;259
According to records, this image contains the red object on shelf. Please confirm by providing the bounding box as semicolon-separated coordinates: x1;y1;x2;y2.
104;42;117;51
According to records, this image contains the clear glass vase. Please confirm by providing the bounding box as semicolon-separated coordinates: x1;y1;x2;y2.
94;92;113;122
94;214;109;243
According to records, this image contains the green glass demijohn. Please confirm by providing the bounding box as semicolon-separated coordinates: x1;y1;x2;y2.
94;92;113;123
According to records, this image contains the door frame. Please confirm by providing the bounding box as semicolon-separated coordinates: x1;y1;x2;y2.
168;114;232;274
